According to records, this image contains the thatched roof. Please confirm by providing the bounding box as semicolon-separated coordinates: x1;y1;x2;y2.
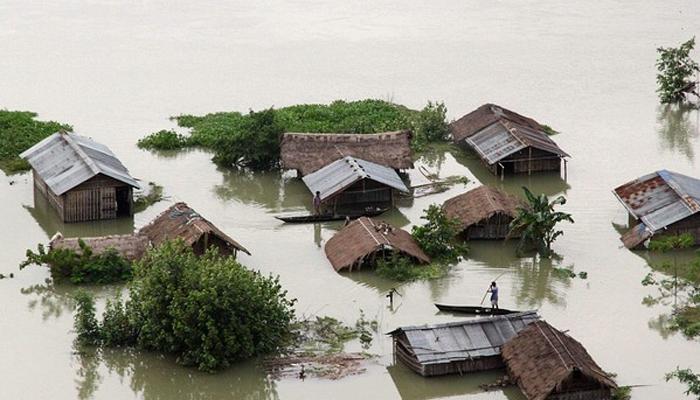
501;321;617;400
49;233;149;261
443;186;522;230
138;202;250;255
280;131;413;176
450;103;543;143
324;217;430;271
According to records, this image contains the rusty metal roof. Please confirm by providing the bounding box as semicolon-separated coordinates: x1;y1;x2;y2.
613;170;700;232
464;120;569;165
388;311;540;366
20;131;139;195
302;156;409;201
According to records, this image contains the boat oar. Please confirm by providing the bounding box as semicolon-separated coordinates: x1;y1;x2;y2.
480;272;507;305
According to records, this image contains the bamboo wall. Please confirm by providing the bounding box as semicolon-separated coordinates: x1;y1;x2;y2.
463;213;515;240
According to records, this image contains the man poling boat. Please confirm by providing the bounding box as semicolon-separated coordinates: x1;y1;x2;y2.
480;272;506;310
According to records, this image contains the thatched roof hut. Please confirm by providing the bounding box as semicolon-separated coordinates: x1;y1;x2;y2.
138;202;250;257
49;233;149;261
324;217;429;271
501;321;617;400
450;104;568;176
613;169;700;249
389;311;540;377
20;131;140;222
280;131;413;176
443;185;523;240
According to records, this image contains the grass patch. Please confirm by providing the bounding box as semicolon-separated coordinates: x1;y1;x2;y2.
375;254;451;282
133;182;164;213
0;110;72;174
137;99;449;169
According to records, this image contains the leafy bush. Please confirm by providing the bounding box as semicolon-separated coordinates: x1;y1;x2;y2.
0;110;72;173
211;108;285;169
73;241;297;372
73;290;100;345
666;368;700;398
136;130;188;150
20;240;132;284
137;99;449;169
411;204;467;263
656;38;700;104
375;253;450;282
508;187;573;258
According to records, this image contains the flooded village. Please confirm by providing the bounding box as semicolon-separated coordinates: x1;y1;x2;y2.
2;1;700;399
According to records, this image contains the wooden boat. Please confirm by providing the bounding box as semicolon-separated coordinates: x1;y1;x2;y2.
275;208;388;223
434;303;518;315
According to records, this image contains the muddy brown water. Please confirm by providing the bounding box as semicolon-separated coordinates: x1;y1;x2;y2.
2;1;700;399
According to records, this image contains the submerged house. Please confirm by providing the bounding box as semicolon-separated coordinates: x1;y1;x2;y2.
325;217;429;271
502;321;617;400
303;156;410;212
450;104;569;177
20;131;140;222
138;202;250;257
613;170;700;249
280;131;413;176
443;185;523;240
389;311;540;377
49;233;149;262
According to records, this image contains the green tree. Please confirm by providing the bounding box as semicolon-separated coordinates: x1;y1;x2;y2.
656;37;700;104
508;187;573;258
666;368;700;398
73;241;296;372
212;108;285;170
412;101;449;147
411;204;467;262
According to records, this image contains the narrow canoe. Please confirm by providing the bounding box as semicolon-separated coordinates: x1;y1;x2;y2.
434;303;518;315
275;208;388;223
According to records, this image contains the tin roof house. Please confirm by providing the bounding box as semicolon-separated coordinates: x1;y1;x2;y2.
20;131;140;223
613;170;700;249
450;104;569;177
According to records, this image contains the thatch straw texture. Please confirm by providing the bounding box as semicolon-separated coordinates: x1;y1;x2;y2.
280;131;413;176
443;186;522;230
450;103;543;143
501;321;617;400
50;234;149;261
324;217;429;271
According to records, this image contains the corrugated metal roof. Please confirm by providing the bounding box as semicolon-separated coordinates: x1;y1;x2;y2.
302;156;409;201
464;120;568;165
20;131;139;195
389;311;540;365
613;170;700;232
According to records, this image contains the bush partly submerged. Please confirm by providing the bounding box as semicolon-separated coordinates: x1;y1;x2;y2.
73;240;296;372
375;254;450;282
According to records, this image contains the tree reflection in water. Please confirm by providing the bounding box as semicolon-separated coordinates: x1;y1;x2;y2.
512;254;571;309
21;281;121;321
73;346;279;400
657;103;699;161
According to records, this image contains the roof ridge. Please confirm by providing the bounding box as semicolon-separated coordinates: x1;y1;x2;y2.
657;170;700;213
62;132;100;176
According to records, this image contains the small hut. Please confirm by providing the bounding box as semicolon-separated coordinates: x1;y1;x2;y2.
501;321;617;400
20;131;140;222
280;131;413;176
389;311;540;377
443;185;523;240
450;104;569;177
325;217;429;271
613;170;700;249
138;202;250;257
303;156;409;213
49;233;149;262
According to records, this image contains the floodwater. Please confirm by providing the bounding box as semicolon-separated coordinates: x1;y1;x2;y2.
1;1;699;399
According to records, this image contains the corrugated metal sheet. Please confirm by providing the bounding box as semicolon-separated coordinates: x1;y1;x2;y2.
20;132;139;195
389;311;540;365
302;156;409;201
464;120;568;165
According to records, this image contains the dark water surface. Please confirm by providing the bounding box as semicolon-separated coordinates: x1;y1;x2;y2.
1;1;700;399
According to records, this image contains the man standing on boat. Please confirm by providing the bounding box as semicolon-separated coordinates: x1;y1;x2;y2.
487;281;499;310
313;191;322;215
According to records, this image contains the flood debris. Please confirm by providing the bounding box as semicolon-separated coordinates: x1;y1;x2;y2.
264;353;369;380
132;182;164;213
479;375;514;391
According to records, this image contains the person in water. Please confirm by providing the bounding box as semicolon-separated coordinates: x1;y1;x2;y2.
487;281;499;310
313;191;322;215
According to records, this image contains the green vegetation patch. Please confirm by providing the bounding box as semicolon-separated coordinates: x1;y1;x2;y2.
133;182;164;213
412;204;468;263
73;240;296;372
376;254;451;282
0;110;72;174
20;240;132;284
137;99;449;169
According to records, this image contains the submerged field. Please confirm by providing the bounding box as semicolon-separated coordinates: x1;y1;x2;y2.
1;1;700;399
